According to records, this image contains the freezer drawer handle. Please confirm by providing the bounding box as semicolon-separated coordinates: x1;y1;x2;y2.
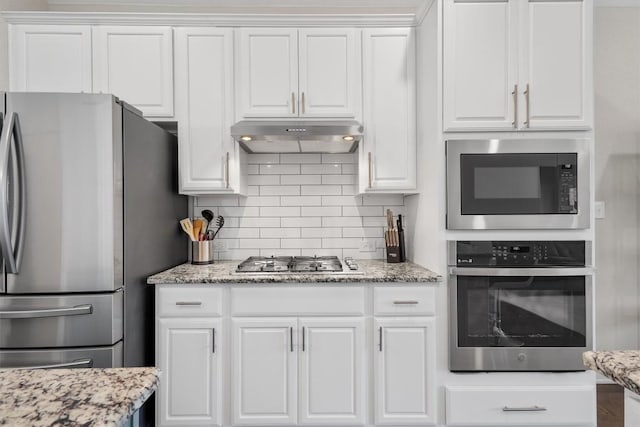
15;358;93;370
502;405;547;412
0;304;93;319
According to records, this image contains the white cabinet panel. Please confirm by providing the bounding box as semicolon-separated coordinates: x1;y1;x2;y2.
93;26;174;117
361;28;416;193
232;318;298;426
9;24;92;93
157;318;221;426
237;28;298;118
520;0;590;129
374;317;436;425
443;0;518;130
175;27;244;195
298;318;365;425
298;29;361;118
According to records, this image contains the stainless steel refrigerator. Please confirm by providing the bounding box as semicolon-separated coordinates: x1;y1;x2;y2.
0;92;187;369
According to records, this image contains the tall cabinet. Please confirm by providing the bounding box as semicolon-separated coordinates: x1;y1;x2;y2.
443;0;591;131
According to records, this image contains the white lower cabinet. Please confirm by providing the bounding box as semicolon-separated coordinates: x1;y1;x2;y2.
232;317;366;426
374;317;436;425
157;317;222;426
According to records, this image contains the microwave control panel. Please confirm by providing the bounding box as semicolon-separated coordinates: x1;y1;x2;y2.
454;240;586;267
558;162;578;213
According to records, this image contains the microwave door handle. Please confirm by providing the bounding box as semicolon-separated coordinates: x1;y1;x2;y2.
0;112;25;274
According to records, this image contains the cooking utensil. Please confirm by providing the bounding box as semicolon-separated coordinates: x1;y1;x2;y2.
179;218;196;241
397;214;406;262
193;219;204;241
201;209;214;237
212;215;225;239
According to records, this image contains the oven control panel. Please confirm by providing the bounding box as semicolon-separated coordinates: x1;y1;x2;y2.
454;240;586;267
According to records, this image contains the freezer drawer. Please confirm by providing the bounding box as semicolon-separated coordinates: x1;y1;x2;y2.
0;291;123;348
0;341;123;368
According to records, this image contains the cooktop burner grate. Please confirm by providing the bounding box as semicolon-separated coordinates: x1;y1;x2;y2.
235;256;359;274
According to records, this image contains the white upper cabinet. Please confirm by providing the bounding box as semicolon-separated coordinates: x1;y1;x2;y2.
443;0;591;131
174;27;246;195
236;28;361;119
92;26;174;117
360;28;417;193
9;24;92;93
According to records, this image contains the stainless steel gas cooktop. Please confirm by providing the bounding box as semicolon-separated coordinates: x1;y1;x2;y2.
235;256;361;274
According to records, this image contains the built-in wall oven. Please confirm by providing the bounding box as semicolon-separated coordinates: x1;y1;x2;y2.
448;240;593;372
446;139;590;229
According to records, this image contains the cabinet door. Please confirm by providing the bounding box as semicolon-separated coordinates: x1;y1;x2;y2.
361;28;416;193
93;26;174;117
236;28;299;118
298;318;365;426
298;29;361;118
443;0;518;131
9;24;92;93
374;317;436;425
157;318;221;426
232;318;298;426
519;0;591;129
175;27;242;194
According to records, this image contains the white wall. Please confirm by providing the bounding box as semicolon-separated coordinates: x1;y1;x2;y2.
593;7;640;351
0;0;48;90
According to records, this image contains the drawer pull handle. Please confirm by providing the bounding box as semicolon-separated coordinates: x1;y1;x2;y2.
502;406;547;412
393;300;419;305
175;301;202;306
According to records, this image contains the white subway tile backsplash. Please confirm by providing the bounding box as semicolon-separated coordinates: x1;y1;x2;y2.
281;217;321;228
260;228;301;238
281;196;322;206
281;153;321;164
260;206;301;217
301;206;341;217
248;154;279;164
260;164;300;175
301;164;341;175
193;155;404;260
281;238;322;249
322;153;356;164
260;186;301;196
281;175;321;185
247;175;279;186
301;228;342;238
301;185;342;196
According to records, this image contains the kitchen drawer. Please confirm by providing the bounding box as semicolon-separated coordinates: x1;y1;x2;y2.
373;286;435;315
446;385;596;426
157;286;223;317
231;286;365;316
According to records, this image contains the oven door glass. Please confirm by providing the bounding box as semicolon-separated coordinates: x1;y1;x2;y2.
457;275;586;347
459;153;577;215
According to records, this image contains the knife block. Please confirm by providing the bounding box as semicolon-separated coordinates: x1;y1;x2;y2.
386;245;401;263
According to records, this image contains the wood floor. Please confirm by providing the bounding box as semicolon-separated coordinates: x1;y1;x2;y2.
598;384;624;427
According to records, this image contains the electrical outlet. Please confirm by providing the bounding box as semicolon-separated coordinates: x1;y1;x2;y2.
595;201;605;219
213;239;227;251
359;239;376;252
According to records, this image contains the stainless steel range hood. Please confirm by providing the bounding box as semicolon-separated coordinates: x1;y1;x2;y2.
231;120;363;153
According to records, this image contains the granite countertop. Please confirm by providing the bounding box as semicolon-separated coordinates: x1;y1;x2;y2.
0;367;159;427
147;259;442;284
584;350;640;394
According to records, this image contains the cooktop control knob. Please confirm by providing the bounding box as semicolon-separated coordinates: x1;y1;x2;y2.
344;257;358;270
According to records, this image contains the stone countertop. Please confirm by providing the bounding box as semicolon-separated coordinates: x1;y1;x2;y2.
147;259;442;284
0;367;159;427
584;350;640;395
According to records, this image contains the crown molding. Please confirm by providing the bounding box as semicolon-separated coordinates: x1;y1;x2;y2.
414;0;436;26
1;11;418;27
595;0;640;6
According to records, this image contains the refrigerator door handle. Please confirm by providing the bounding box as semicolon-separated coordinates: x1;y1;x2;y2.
0;304;93;319
14;358;94;370
0;112;26;274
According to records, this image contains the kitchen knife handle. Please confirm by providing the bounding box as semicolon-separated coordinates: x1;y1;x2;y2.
512;84;518;128
524;83;530;128
291;92;296;115
368;152;372;188
225;152;230;188
302;92;306;114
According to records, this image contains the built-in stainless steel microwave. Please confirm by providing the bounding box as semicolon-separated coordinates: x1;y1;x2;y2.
446;139;590;230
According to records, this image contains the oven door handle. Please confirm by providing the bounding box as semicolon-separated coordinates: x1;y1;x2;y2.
448;267;595;276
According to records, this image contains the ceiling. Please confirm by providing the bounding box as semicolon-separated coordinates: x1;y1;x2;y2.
46;0;429;14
